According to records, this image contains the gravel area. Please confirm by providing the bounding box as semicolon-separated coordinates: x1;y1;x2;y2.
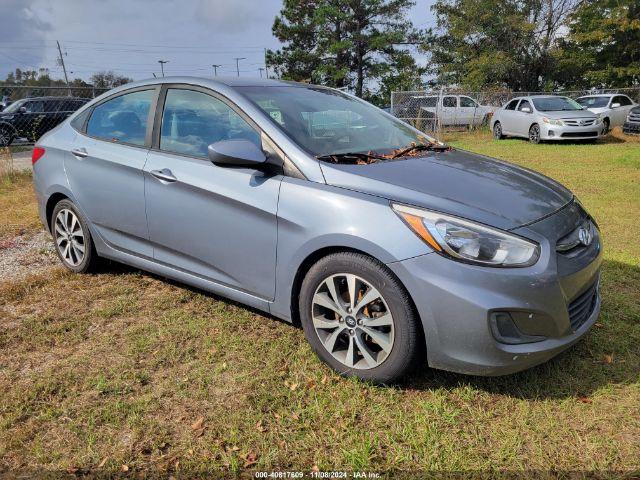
0;230;59;283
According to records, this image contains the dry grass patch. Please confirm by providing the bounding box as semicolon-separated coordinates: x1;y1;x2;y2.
0;137;639;475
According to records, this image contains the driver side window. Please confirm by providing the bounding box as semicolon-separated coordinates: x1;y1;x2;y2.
160;88;261;158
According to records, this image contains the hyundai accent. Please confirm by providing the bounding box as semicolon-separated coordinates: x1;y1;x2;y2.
32;77;602;383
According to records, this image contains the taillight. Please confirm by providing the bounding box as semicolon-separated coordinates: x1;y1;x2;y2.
32;147;45;165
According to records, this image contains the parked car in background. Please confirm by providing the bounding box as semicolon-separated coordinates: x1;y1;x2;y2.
576;94;637;133
492;95;604;144
623;105;640;135
0;96;88;146
33;77;602;382
393;94;497;129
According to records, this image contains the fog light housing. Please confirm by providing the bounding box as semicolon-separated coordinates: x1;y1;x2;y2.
548;130;555;137
489;312;546;345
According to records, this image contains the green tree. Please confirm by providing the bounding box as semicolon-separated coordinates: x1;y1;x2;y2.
556;0;640;88
267;0;425;101
90;71;133;89
426;0;580;91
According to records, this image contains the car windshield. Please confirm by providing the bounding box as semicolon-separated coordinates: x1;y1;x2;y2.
531;97;584;112
576;97;610;108
237;86;435;158
2;100;24;113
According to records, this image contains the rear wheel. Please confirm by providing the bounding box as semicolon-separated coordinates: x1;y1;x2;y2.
493;121;504;140
529;124;541;144
299;252;421;384
51;199;99;273
0;127;13;147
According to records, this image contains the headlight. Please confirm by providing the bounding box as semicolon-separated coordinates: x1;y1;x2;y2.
392;204;540;267
542;117;563;126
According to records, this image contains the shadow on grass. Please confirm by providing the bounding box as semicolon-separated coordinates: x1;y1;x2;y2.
96;257;639;400
404;259;640;400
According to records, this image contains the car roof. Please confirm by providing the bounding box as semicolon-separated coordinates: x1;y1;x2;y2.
576;94;616;98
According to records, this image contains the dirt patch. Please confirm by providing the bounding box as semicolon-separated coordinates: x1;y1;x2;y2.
0;229;58;283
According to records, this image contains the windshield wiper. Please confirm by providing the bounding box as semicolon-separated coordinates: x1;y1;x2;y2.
391;142;449;159
317;152;387;164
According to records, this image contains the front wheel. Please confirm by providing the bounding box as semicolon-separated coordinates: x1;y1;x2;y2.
602;118;610;135
299;252;422;384
529;124;541;144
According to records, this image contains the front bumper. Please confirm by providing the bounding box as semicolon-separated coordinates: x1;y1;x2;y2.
623;121;640;135
388;203;603;376
540;123;604;140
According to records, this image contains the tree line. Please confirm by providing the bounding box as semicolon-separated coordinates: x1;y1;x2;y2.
268;0;639;104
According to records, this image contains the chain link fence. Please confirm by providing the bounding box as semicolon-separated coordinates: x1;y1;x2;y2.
0;85;108;147
391;87;640;135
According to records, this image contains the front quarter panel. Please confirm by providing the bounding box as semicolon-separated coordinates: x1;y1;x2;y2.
270;177;433;321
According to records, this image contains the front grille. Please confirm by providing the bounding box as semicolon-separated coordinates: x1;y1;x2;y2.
627;113;640;123
561;131;598;138
568;280;598;331
563;119;596;126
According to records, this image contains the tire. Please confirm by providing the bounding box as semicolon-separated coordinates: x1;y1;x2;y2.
0;126;13;147
299;252;422;384
602;118;610;135
493;121;504;140
529;123;541;144
51;199;99;273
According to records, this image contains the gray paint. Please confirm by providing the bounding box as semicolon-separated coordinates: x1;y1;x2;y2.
33;76;602;376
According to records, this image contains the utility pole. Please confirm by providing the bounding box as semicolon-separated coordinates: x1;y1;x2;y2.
158;60;168;77
56;40;70;95
212;64;222;77
233;57;246;77
258;67;265;78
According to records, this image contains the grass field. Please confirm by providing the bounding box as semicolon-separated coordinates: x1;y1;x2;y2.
0;131;639;476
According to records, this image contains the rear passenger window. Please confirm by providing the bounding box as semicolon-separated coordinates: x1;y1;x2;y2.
86;89;153;146
160;88;261;157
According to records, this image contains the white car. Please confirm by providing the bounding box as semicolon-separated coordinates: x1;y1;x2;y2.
491;95;604;143
576;94;637;132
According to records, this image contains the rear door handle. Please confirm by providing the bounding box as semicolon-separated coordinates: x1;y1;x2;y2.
150;168;177;183
71;148;88;159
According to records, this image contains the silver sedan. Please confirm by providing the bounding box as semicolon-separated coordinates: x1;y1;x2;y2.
492;96;605;143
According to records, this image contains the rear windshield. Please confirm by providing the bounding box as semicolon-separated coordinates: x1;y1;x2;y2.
576;97;610;108
532;97;584;112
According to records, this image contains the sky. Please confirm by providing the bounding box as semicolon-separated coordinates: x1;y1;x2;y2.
0;0;436;83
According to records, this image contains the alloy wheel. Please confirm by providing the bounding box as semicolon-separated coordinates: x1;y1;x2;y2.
54;208;86;267
0;128;11;147
529;124;540;143
493;123;502;139
311;273;395;370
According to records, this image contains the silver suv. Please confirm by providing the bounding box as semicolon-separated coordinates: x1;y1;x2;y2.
491;96;604;143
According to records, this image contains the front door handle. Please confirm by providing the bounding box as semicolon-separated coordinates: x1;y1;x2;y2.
71;148;88;159
150;168;177;183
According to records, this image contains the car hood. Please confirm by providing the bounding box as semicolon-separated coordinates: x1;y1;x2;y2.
319;149;573;230
541;109;598;120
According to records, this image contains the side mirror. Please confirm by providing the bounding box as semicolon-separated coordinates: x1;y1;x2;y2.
18;106;27;114
611;102;621;109
208;139;267;167
521;106;532;113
